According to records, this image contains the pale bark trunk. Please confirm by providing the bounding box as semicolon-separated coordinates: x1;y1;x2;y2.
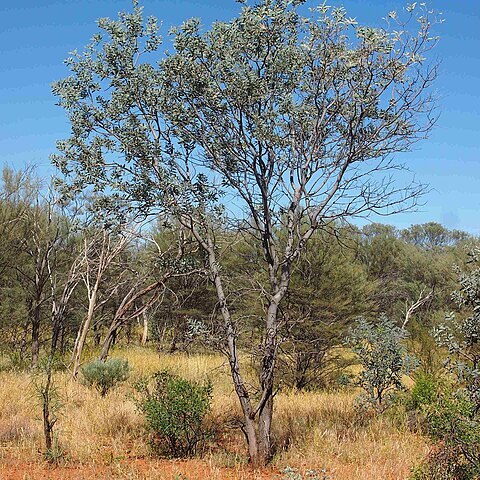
141;311;148;345
72;285;98;377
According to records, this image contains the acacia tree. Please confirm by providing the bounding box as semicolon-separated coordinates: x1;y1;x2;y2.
52;0;440;465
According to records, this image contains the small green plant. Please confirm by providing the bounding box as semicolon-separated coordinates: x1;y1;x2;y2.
347;315;417;410
279;466;333;480
31;356;66;463
133;369;213;458
81;358;130;396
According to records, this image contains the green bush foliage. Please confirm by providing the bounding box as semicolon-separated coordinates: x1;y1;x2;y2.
411;390;480;479
81;358;130;396
347;315;417;409
411;249;480;478
406;373;440;411
134;370;213;458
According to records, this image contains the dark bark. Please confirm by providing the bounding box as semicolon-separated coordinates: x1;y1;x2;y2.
31;300;42;368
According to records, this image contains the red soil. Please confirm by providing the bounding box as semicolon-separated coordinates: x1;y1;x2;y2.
0;457;278;480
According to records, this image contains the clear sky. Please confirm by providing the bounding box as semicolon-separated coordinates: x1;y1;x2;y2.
1;0;479;233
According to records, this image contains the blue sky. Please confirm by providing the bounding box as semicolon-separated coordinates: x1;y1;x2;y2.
1;0;479;233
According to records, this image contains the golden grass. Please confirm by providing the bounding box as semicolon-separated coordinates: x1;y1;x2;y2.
0;347;429;479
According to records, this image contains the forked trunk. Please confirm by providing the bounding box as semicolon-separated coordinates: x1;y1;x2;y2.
72;286;98;377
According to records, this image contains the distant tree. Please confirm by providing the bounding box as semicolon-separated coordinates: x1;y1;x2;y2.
401;222;470;251
71;226;133;377
52;1;440;465
279;227;375;389
98;226;205;361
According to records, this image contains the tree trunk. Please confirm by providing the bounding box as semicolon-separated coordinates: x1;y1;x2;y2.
258;396;273;464
99;321;118;361
141;311;148;345
256;300;280;463
72;286;98;377
244;416;260;467
31;300;42;368
42;372;53;452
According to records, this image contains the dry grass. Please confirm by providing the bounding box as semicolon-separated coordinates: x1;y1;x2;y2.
0;347;429;479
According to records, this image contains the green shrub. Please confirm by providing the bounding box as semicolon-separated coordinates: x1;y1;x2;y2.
411;248;480;478
410;443;476;480
407;387;480;479
81;358;130;396
346;315;417;410
133;370;213;458
406;373;440;411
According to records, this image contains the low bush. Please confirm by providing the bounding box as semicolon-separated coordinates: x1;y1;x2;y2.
81;358;130;396
410;443;476;480
280;466;333;480
133;369;213;458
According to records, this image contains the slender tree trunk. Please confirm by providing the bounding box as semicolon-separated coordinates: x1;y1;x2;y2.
258;396;273;463
99;321;118;361
257;301;279;463
72;286;98;377
42;370;53;452
59;323;66;355
204;232;265;466
31;300;42;368
141;311;148;345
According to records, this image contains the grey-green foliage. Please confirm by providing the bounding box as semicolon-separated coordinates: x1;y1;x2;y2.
81;358;130;396
434;247;480;409
420;247;480;477
51;1;440;226
133;370;213;458
347;315;417;408
280;466;333;480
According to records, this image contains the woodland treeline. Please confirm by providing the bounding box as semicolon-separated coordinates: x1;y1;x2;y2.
1;166;476;388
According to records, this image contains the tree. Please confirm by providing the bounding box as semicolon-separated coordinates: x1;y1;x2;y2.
52;1;440;465
279;227;375;389
97;227;205;361
0;168;69;368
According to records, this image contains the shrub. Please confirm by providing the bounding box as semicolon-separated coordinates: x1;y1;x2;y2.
346;315;417;409
133;369;213;458
410;249;480;479
410;443;476;480
81;358;130;396
280;466;333;480
419;390;480;478
406;373;440;411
